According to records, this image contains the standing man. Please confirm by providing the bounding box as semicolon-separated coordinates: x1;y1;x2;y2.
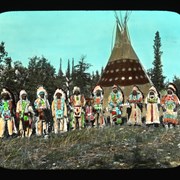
16;90;35;138
144;86;161;127
51;88;68;134
108;84;124;125
92;85;104;128
0;88;14;139
161;83;180;129
127;85;144;126
70;86;86;130
34;86;51;137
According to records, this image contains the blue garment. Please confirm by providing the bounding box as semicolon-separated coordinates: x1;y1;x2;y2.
115;106;121;115
55;98;65;119
109;91;123;108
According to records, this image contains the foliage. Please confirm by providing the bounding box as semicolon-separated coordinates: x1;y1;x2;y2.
172;75;180;99
0;42;101;104
71;55;92;97
148;31;166;92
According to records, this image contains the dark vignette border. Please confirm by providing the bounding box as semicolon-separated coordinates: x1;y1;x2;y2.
0;0;180;13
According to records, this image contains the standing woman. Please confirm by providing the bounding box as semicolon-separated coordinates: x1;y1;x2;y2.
0;88;15;139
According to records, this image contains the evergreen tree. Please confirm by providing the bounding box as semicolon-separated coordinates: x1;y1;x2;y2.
66;59;71;79
100;66;104;76
56;58;66;90
151;31;166;91
172;75;180;99
26;56;56;103
0;43;18;99
14;60;28;90
71;58;74;76
58;58;63;77
0;41;8;64
147;68;153;80
72;55;92;97
91;70;101;90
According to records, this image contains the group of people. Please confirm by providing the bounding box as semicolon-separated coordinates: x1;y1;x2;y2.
0;82;179;139
107;82;180;129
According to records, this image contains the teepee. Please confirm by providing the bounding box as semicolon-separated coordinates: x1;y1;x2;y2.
97;11;153;107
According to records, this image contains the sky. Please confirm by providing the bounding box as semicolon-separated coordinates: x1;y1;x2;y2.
0;10;180;82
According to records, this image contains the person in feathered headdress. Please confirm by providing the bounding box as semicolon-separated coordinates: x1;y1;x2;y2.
108;84;124;126
127;85;144;126
51;88;68;134
69;86;86;130
34;85;50;136
16;90;35;138
145;85;161;127
0;88;14;138
92;85;105;128
160;82;180;129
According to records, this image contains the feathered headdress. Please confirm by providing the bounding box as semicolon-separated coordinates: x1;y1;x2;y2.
19;90;27;99
132;85;144;98
53;88;66;100
93;85;103;94
168;83;177;94
132;85;138;92
92;85;104;99
73;86;80;94
36;86;48;98
147;86;160;98
1;88;11;98
112;84;118;90
149;86;158;94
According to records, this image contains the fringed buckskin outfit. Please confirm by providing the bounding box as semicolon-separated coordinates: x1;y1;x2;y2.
34;86;50;136
92;85;105;127
0;88;14;138
85;99;95;127
145;86;161;127
161;83;180;129
51;88;68;134
108;84;124;125
16;90;34;138
127;85;143;126
70;86;86;130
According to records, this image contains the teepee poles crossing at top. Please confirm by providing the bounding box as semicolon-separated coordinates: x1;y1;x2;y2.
114;11;132;30
114;11;132;42
114;11;153;86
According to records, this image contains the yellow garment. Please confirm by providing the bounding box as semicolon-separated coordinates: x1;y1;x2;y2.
0;118;13;138
51;99;67;133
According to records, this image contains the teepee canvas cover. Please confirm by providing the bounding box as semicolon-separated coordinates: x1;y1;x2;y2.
97;12;152;107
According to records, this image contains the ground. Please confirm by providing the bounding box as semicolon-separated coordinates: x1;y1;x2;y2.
0;122;180;170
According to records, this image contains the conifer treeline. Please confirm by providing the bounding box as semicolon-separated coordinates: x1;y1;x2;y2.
1;37;180;105
0;42;103;104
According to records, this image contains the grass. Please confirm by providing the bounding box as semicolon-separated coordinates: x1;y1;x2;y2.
0;121;180;170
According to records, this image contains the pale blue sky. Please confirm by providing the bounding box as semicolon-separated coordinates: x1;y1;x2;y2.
0;10;179;82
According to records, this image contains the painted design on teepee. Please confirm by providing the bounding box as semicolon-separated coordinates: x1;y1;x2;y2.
98;11;152;87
